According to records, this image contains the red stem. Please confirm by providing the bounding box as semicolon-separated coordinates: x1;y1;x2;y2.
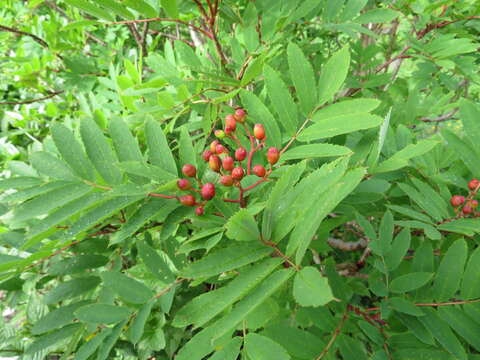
147;192;177;200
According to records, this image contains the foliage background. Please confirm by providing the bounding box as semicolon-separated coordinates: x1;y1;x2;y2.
1;0;480;359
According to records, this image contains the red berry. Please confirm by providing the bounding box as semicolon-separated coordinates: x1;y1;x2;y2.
450;195;465;207
463;205;473;215
214;129;225;139
210;140;219;153
220;175;234;187
225;114;237;131
195;207;204;216
472;200;479;208
201;183;216;200
234;108;246;123
179;195;195;206
202;150;213;162
225;126;234;136
209;155;221;172
216;143;226;154
222;156;234;171
232;167;245;180
253;124;266;140
177;179;191;190
182;164;197;177
267;147;280;165
468;179;480;191
235;147;247;161
253;165;266;178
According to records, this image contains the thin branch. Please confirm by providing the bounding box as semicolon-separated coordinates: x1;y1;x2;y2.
420;108;458;123
327;237;368;251
365;298;480;312
141;22;149;56
0;24;49;48
110;18;212;39
0;90;64;105
316;311;349;360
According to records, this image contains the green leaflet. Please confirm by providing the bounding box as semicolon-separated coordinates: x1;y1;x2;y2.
0;176;43;191
372;139;439;173
287;42;317;115
65;195;142;237
51;123;95;181
32;300;91;334
123;0;156;18
432;239;467;301
262;161;306;242
438;306;480;352
80;117;123;185
369;210;394;256
225;209;260;241
64;0;115;21
384;228;411;271
137;240;176;283
280;144;352;162
96;319;128;360
179;242;272;279
179;126;197;168
298;114;383;141
209;337;242;360
26;323;83;355
389;272;433;293
460;99;480;148
126;300;154;344
244;333;291;360
419;308;467;360
354;8;399;23
2;180;69;203
101;271;153;304
145;119;177;176
111;199;178;245
461;247;480;299
48;255;108;276
118;161;177;183
30;151;77;180
313;98;381;121
175;268;294;360
173;258;281;328
293;167;366;264
95;0;134;19
75;304;132;324
264;64;297;135
293;266;334;307
239;90;282;149
75;328;112;360
318;46;350;105
44;276;101;304
13;182;91;222
26;191;108;240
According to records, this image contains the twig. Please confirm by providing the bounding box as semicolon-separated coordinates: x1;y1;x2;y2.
141;22;149;56
126;23;145;56
327;237;368;251
110;18;212;39
365;298;480;312
154;278;184;298
0;90;64;105
0;24;49;48
420;108;458;123
316;311;349;360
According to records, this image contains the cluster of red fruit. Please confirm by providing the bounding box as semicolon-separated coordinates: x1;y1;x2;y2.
175;108;280;215
450;178;479;216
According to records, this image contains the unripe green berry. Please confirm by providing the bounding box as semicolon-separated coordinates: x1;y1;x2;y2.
215;129;226;139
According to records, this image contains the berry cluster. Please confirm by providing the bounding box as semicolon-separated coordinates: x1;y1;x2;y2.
175;108;281;215
450;179;479;216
